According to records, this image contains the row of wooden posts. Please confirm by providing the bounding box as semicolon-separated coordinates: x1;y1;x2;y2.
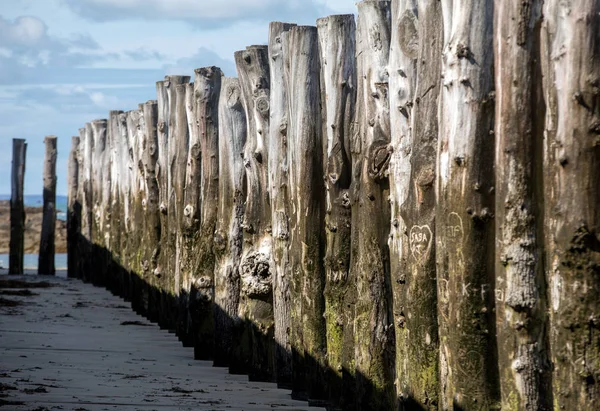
9;137;58;275
64;1;599;410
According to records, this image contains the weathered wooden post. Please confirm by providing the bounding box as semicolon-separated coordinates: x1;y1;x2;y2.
9;139;27;275
91;119;109;285
186;67;221;359
268;21;296;387
436;0;499;408
351;2;395;409
285;25;327;401
39;135;58;275
389;0;442;407
141;100;160;318
233;45;275;380
494;0;553;409
213;76;246;366
67;136;81;278
79;124;93;281
541;0;600;408
316;14;356;407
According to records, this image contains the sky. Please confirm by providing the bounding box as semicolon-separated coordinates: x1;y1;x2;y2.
0;0;356;195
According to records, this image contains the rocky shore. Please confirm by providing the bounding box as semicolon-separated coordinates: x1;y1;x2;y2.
0;200;67;254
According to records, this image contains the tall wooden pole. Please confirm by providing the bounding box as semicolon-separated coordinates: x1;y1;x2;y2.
285;25;327;402
9;139;27;275
39;135;58;275
541;0;600;408
316;14;356;408
214;76;246;366
233;45;275;381
67;136;81;278
494;0;553;409
268;21;296;388
188;67;221;359
389;0;442;407
351;2;395;409
436;0;499;408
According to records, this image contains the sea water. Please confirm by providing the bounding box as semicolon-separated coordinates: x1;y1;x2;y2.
0;194;68;221
0;253;67;270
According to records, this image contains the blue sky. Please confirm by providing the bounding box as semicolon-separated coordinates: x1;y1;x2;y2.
0;0;355;195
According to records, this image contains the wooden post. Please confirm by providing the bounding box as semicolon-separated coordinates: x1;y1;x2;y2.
91;119;109;285
389;0;442;407
67;136;81;278
316;14;356;407
9;139;27;275
436;0;499;408
285;25;327;401
141;100;160;318
268;21;296;388
541;0;600;408
186;67;221;359
233;45;275;381
350;2;395;409
39;135;58;275
79;124;93;281
214;76;246;366
494;0;553;409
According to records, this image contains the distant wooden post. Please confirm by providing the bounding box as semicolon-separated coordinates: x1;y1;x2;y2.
67;136;81;278
39;135;58;275
9;139;27;274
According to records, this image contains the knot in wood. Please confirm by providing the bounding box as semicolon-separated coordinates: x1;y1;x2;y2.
368;143;392;181
159;202;167;215
158;122;166;133
240;252;272;300
256;96;270;117
183;204;194;218
226;86;241;108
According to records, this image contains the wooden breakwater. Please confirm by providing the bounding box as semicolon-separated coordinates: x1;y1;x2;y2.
66;1;600;410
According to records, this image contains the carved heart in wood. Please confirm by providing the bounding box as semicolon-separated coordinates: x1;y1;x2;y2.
410;224;433;263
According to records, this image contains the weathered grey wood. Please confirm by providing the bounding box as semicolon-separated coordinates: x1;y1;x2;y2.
389;0;441;407
141;100;160;316
67;136;81;278
316;14;356;407
436;0;499;409
494;1;552;409
285;25;326;401
9;138;27;275
234;45;274;381
541;0;600;408
268;21;296;388
91;118;109;284
186;67;221;359
38;135;58;275
214;76;246;366
351;2;395;409
78;124;94;282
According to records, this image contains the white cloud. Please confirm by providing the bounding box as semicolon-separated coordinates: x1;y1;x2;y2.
64;0;333;25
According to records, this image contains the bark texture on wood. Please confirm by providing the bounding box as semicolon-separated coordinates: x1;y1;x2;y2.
234;45;274;380
285;25;327;401
39;135;58;275
541;1;600;408
436;0;499;409
214;76;246;366
67;136;81;278
141;100;161;316
187;67;221;359
268;21;296;387
351;2;395;409
316;14;356;408
494;1;553;409
91;118;109;284
9;138;27;275
389;0;441;407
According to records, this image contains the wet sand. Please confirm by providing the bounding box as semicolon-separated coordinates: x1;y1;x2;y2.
0;273;323;410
